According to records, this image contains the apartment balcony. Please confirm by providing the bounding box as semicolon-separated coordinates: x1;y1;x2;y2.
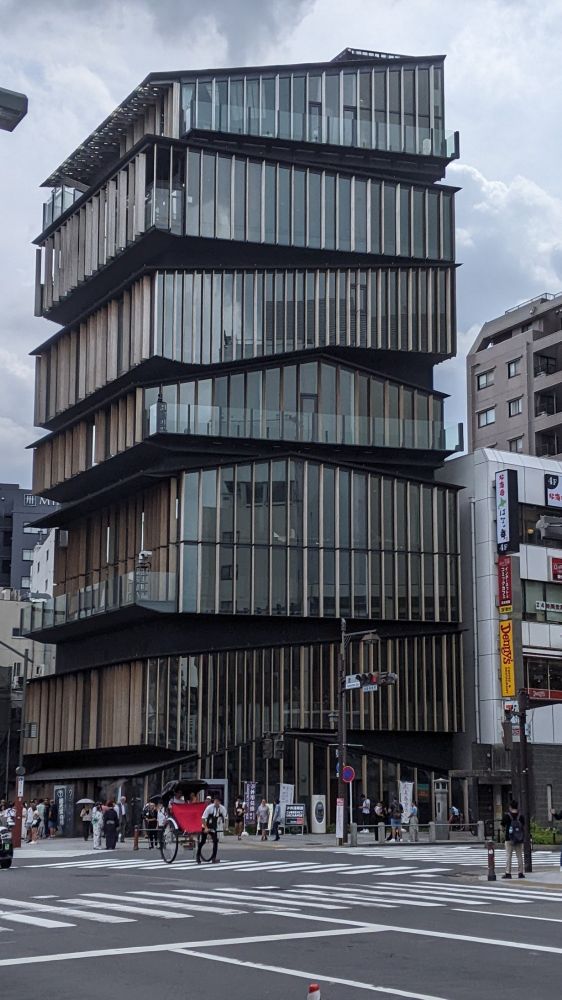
20;570;177;641
535;424;562;457
147;400;463;454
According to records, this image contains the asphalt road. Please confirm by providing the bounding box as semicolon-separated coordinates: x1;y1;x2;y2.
1;838;561;999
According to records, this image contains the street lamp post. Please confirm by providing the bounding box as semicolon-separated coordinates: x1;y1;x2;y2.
517;689;532;874
336;618;382;846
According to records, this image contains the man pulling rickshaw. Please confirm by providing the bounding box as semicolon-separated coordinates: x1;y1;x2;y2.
158;778;227;865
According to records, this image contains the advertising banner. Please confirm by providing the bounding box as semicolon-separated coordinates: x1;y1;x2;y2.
495;470;519;553
497;555;512;611
545;473;562;509
499;620;516;697
243;781;257;825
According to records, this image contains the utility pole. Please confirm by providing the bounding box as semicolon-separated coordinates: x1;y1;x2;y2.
0;640;33;849
517;689;532;873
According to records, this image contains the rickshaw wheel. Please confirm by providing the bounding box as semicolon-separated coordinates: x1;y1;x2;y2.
198;834;215;862
160;820;179;864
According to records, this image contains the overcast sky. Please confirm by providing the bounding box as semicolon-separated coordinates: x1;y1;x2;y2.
1;0;562;485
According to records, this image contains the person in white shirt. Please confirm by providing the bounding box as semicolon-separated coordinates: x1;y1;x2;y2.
197;796;227;864
360;795;371;831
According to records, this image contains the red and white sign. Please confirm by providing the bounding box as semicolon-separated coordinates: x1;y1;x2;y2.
552;557;562;582
498;555;512;608
527;687;562;702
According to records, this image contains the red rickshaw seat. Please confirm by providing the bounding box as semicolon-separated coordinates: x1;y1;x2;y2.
169;801;205;833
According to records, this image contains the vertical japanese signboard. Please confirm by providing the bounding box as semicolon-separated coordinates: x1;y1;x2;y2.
499;620;516;697
243;781;257;824
495;469;519;554
497;555;512;613
545;473;562;509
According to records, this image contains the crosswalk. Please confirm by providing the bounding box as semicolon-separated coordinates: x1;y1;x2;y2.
21;845;562;873
0;878;560;933
21;856;450;876
317;845;562;868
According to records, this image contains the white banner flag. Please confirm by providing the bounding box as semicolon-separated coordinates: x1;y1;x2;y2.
399;781;414;824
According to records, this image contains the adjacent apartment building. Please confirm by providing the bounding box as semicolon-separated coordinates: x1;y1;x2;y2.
467;291;562;457
22;48;463;820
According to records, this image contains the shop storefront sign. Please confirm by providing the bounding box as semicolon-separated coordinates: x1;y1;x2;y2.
545;473;562;509
498;554;512;612
496;470;519;554
499;619;516;697
552;557;562;582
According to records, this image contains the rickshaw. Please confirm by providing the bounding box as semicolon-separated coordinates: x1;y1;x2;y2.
159;778;216;864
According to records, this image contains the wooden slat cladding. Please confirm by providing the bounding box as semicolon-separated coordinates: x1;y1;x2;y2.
23;661;146;756
53;478;178;598
33;387;144;493
36;150;147;316
34;275;154;426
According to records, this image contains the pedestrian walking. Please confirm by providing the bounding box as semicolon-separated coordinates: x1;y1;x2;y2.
36;798;46;839
374;801;385;841
47;799;58;838
360;794;371;831
408;800;419;842
389;797;403;842
31;804;41;842
501;800;525;879
197;795;227;864
142;801;158;848
271;799;282;841
80;805;92;841
115;796;128;842
25;802;34;843
257;799;270;841
91;802;104;849
234;796;246;839
103;799;119;850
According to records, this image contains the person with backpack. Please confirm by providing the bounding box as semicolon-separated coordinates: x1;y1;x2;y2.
501;799;525;878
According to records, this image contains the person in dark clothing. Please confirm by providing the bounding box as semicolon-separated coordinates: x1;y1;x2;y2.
501;799;525;879
550;807;562;870
103;800;119;850
271;799;282;842
142;801;158;848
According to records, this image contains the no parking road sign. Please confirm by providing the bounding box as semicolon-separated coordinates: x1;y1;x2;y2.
342;765;355;783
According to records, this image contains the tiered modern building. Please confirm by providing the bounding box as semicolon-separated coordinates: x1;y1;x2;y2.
22;48;462;822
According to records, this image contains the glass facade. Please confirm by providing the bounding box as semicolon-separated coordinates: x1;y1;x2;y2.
150;146;455;261
145;359;447;451
179;63;457;159
153;266;455;362
180;458;460;621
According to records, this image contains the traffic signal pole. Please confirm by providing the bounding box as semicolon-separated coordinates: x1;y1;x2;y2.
337;618;347;846
518;690;532;873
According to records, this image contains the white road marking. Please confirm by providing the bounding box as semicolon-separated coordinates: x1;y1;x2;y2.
0;912;74;929
61;897;190;919
0;924;383;967
452;908;562;924
173;947;450;999
0;896;133;924
126;892;242;915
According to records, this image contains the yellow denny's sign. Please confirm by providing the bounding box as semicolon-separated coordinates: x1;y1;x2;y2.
499;619;516;697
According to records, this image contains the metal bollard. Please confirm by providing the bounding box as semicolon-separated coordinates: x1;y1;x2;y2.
349;822;358;847
377;821;385;843
133;825;139;851
487;840;496;881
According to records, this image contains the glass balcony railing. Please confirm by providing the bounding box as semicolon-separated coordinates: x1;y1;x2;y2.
147;402;461;452
183;103;459;160
42;185;81;230
21;571;177;634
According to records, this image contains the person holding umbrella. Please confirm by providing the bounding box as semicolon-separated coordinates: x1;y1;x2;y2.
78;799;93;841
